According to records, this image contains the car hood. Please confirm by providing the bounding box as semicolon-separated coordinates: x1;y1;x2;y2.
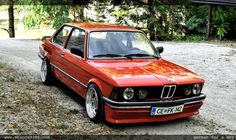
88;59;204;87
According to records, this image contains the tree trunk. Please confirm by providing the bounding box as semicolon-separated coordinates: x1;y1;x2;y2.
71;5;85;22
78;6;85;22
147;0;156;41
207;4;212;39
8;0;15;38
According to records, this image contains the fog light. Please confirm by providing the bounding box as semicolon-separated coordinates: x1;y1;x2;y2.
123;88;134;100
193;84;201;95
138;89;148;99
184;86;192;96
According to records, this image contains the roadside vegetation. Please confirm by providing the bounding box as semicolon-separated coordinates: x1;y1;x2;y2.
1;0;236;41
20;3;236;41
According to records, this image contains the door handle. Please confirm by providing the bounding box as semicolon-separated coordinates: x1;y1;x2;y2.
60;49;65;57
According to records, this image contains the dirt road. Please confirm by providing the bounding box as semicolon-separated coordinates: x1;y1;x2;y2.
0;39;235;135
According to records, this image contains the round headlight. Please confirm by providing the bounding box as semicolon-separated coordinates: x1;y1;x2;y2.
193;84;202;95
123;88;134;100
138;89;148;99
184;86;192;96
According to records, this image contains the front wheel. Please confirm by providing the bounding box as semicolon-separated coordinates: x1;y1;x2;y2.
40;59;54;85
85;84;104;122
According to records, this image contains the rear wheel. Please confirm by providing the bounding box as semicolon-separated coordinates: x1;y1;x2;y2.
85;84;104;122
40;59;54;85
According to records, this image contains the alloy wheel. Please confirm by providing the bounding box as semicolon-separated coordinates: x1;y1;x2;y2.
40;60;47;82
86;87;99;119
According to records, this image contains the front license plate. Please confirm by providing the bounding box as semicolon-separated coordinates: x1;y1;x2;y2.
150;105;184;116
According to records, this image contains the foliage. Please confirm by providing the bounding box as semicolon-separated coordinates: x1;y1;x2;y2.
110;5;131;25
94;3;187;41
186;15;206;34
184;5;208;37
22;5;71;29
14;0;236;40
185;35;206;42
50;6;71;28
89;2;108;22
214;23;229;40
212;6;230;40
147;4;186;40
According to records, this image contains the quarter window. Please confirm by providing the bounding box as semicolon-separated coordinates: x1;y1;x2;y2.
53;26;72;47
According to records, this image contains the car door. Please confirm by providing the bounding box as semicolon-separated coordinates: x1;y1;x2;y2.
60;28;88;97
50;25;73;80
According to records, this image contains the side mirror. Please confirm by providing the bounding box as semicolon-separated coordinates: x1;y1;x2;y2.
41;36;51;41
156;46;164;54
71;47;84;58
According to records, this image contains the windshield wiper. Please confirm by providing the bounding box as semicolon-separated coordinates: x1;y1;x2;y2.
93;53;160;59
93;53;134;59
93;54;124;58
124;53;160;58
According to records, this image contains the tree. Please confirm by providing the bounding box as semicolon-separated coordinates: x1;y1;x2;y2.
20;0;91;29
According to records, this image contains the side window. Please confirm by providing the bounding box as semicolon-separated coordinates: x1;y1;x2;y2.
66;28;85;56
53;26;72;47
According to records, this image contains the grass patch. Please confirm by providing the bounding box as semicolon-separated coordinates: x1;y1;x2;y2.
6;77;15;82
57;123;69;130
0;63;5;69
5;129;13;134
185;35;207;42
0;92;6;97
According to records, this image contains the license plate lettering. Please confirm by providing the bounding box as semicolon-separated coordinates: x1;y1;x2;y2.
150;105;184;116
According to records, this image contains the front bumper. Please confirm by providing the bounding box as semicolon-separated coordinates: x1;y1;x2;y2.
103;94;206;109
103;94;206;123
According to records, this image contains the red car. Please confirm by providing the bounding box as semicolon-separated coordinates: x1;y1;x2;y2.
38;22;206;124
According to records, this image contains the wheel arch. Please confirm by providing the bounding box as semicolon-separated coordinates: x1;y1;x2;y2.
87;78;113;98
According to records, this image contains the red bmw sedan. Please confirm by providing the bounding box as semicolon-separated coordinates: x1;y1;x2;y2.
38;22;206;124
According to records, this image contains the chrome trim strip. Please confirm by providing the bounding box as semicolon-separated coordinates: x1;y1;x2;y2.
38;53;44;60
103;94;206;109
108;104;151;109
105;100;204;109
184;100;204;105
50;63;87;88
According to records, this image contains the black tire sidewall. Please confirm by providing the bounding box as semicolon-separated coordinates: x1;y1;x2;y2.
86;84;104;123
41;59;53;85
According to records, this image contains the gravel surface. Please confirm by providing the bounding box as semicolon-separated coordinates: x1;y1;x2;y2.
0;39;235;135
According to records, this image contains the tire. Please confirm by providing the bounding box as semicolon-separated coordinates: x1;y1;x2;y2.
85;84;104;122
40;59;54;85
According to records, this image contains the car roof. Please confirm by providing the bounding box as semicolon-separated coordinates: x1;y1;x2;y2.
65;22;140;32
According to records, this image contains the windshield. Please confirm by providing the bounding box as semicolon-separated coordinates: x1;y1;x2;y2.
88;31;159;59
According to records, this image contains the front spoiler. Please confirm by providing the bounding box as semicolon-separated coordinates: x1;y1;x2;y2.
103;94;206;109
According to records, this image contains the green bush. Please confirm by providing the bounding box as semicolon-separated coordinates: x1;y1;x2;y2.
185;35;206;42
186;15;206;34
